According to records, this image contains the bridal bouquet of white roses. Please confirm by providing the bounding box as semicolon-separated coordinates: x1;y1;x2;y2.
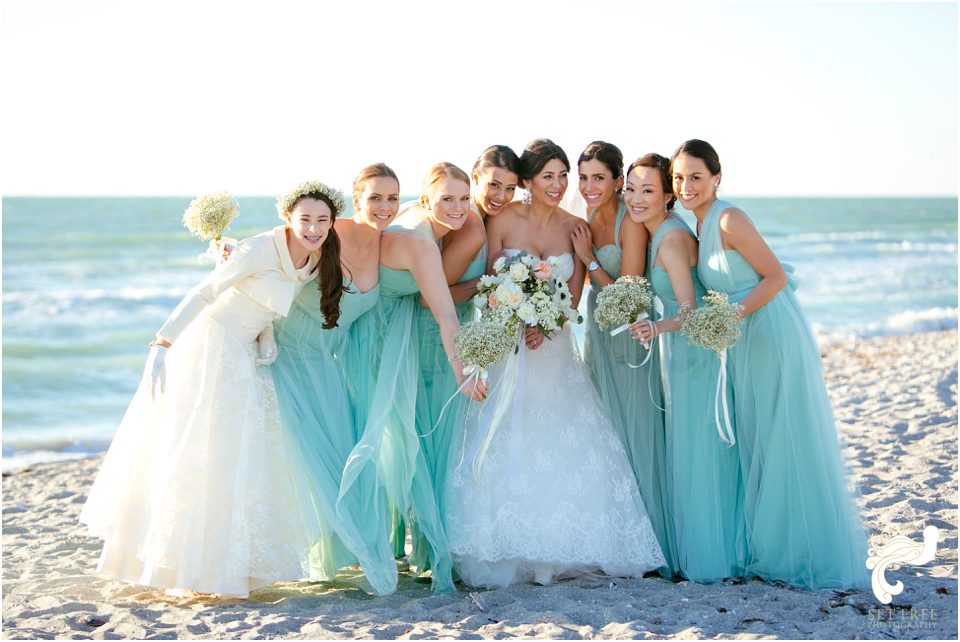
472;251;581;339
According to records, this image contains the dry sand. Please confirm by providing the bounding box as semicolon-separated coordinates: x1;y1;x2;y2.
3;330;957;640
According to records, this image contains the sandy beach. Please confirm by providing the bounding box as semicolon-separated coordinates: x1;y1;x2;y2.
2;330;956;640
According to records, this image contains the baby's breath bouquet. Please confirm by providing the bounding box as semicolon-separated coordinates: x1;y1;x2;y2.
428;320;518;439
183;192;239;265
594;275;654;337
679;290;745;356
183;192;238;241
454;320;518;381
680;290;745;446
472;252;581;339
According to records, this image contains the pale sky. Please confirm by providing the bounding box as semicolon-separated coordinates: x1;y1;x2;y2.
1;0;956;197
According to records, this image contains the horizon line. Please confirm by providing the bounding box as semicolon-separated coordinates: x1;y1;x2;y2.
3;193;958;200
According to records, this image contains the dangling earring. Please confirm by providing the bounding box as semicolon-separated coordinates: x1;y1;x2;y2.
522;188;532;205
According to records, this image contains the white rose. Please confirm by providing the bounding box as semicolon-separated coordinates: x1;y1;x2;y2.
520;254;534;267
530;291;550;306
517;302;538;325
495;282;524;308
473;294;486;309
509;262;529;283
492;256;507;273
479;274;499;288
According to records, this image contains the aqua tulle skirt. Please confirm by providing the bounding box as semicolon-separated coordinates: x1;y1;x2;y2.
659;326;746;582
271;305;397;595
726;289;869;589
341;294;455;593
410;300;476;572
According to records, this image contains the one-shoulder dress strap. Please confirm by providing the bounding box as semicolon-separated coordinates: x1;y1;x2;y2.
612;200;628;249
697;199;739;293
700;199;735;243
649;212;693;267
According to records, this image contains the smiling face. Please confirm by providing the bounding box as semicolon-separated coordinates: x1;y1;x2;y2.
672;153;719;213
473;166;518;216
527;158;569;206
355;175;400;231
578;158;622;211
425;178;472;231
623;165;673;224
287;197;334;252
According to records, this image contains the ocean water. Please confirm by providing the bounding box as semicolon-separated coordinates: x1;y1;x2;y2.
2;196;957;468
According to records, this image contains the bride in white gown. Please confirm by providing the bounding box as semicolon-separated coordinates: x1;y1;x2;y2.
444;139;665;589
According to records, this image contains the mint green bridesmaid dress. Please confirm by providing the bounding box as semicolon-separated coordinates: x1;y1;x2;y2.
582;200;676;575
340;215;455;593
412;214;486;568
271;277;397;595
648;214;745;583
697;199;869;589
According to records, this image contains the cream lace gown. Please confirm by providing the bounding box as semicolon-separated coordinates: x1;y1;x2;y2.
444;251;666;589
80;230;317;597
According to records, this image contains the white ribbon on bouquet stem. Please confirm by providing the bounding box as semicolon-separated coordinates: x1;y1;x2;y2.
421;365;488;438
714;349;735;446
456;327;525;482
621;312;655;369
611;311;663;410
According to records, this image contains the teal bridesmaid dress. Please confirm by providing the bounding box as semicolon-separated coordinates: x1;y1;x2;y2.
413;213;486;565
697;199;869;589
271;277;397;595
344;304;409;561
340;215;455;593
582;200;676;574
648;214;744;583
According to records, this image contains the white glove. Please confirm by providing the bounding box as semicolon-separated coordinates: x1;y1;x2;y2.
143;345;167;399
200;239;235;265
256;327;278;366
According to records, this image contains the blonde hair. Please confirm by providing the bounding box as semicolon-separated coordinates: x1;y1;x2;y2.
352;163;399;209
420;162;470;205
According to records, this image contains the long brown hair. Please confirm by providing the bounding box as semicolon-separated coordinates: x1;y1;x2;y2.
315;213;343;329
285;190;346;329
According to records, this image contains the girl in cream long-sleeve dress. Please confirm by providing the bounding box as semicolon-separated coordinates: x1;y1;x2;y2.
80;182;344;598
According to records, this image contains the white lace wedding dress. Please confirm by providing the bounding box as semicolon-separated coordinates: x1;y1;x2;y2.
444;251;666;589
80;287;315;597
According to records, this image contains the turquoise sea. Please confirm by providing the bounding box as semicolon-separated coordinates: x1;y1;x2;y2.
2;196;957;469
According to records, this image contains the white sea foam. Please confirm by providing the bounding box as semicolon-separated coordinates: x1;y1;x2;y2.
2;285;188;305
2;450;97;474
2;435;113;473
813;307;958;346
787;230;889;243
873;241;958;253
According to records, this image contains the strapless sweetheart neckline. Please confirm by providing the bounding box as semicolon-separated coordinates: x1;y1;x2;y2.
503;248;574;261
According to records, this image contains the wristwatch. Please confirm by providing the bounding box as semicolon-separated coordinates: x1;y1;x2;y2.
587;260;600;272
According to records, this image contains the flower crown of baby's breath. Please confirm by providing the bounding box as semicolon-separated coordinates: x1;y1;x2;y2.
276;180;346;220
